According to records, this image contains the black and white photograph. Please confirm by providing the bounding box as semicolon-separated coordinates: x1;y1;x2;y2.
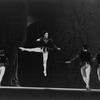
0;0;100;99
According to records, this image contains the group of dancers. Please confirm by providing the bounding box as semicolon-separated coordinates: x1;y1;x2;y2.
0;31;100;92
65;46;100;91
19;31;100;91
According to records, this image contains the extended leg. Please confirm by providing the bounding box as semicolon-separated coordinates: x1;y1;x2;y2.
31;47;43;53
43;51;48;77
19;47;43;53
0;66;5;85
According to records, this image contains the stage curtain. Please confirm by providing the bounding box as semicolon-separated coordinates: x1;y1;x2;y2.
0;0;27;85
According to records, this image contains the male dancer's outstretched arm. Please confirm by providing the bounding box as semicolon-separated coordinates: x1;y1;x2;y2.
65;51;79;63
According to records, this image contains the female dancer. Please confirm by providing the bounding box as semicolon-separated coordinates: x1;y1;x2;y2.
19;31;60;77
65;45;92;91
93;48;100;82
0;50;8;86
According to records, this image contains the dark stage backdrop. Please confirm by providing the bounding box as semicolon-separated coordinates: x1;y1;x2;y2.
1;0;100;88
18;0;100;88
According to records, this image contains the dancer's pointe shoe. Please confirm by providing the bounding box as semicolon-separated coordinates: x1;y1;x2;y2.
43;71;47;77
16;84;21;87
86;86;91;92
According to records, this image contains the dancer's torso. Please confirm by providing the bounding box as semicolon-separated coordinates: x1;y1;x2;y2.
39;37;54;52
80;51;91;64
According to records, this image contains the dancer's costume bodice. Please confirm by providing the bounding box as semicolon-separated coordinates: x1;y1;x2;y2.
80;51;91;64
39;37;57;52
41;38;50;47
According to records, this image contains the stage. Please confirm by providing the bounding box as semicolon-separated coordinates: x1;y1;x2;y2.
0;87;100;100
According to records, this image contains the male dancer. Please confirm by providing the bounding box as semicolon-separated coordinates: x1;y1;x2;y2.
93;48;100;82
65;44;92;91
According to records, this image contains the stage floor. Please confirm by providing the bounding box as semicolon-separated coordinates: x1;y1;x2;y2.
1;86;100;91
0;87;100;100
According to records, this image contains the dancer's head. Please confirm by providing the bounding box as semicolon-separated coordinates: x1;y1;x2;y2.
0;50;5;56
43;31;49;39
83;44;88;51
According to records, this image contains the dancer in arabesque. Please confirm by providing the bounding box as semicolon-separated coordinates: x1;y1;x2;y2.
19;31;61;77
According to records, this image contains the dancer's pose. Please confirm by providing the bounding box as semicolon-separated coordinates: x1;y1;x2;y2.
65;45;91;91
0;50;8;86
19;31;60;77
93;48;100;82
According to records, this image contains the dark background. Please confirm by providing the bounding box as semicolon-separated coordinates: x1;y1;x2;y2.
0;0;100;88
0;0;27;85
19;0;100;88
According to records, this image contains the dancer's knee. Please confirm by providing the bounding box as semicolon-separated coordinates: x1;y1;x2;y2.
43;60;47;64
1;66;5;71
43;62;46;67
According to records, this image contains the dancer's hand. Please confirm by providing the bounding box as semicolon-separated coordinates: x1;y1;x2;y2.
57;48;61;50
36;38;41;41
92;57;96;62
19;47;25;51
65;61;71;63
